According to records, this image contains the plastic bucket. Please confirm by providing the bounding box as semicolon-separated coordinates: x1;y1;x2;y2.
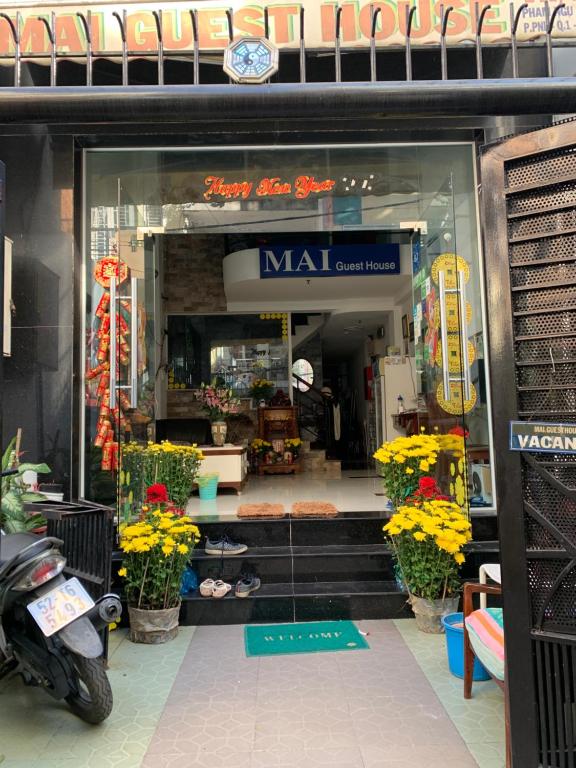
198;476;219;500
442;612;491;681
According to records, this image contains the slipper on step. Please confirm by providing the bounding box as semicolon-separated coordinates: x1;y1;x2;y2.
212;580;232;598
200;578;215;597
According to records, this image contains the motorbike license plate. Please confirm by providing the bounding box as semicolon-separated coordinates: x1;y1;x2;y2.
27;578;95;637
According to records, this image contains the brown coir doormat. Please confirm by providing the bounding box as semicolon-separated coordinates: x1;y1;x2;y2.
291;502;339;517
237;503;286;518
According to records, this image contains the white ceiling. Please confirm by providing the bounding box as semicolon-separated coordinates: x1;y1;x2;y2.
321;311;391;359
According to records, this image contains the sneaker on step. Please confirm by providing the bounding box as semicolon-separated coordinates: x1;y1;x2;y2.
235;576;261;598
205;535;248;556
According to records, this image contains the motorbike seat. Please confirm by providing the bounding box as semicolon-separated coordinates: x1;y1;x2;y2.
0;533;53;572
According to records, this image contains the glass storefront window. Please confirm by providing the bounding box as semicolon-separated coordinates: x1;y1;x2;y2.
83;143;494;513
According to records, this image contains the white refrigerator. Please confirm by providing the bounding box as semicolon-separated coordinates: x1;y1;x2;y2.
373;357;417;450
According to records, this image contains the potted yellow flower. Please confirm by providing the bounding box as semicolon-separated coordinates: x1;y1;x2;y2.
383;497;472;633
119;509;201;644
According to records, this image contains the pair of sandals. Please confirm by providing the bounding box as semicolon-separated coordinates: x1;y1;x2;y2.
200;578;231;598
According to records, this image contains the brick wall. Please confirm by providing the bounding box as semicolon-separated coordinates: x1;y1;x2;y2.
164;234;226;313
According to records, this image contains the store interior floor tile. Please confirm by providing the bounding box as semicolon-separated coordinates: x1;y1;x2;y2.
0;619;505;768
186;470;389;518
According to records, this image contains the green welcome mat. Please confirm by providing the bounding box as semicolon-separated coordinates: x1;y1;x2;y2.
244;620;369;657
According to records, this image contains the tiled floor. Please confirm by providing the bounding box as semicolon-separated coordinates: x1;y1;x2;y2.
186;470;389;518
0;619;504;768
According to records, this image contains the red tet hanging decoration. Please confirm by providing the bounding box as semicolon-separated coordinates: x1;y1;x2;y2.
86;257;132;472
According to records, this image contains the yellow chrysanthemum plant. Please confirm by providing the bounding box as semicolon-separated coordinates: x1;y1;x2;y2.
119;510;201;610
121;440;204;514
383;499;472;602
250;378;275;401
373;433;442;509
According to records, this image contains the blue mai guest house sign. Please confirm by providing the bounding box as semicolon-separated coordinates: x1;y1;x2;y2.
259;244;400;278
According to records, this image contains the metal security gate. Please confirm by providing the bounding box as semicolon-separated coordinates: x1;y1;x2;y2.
482;122;576;768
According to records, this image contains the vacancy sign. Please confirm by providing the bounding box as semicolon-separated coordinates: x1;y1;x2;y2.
509;421;576;454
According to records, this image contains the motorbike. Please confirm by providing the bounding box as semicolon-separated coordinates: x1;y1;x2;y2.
0;470;121;723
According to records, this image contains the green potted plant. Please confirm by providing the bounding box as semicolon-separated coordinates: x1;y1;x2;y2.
1;437;51;533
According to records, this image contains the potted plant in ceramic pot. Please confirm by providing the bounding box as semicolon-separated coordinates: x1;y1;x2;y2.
193;383;240;446
119;504;201;644
383;490;472;633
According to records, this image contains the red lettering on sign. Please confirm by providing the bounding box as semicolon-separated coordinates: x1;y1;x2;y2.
163;11;193;49
56;16;84;52
320;2;359;43
204;176;254;200
127;12;157;51
267;6;300;44
20;18;46;54
197;8;228;49
294;176;336;199
475;0;505;34
256;178;292;196
359;3;398;40
405;0;433;39
234;7;265;37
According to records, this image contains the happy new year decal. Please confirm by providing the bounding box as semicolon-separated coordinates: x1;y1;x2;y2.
203;175;336;201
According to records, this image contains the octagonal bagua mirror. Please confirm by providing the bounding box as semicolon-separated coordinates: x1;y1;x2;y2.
223;37;279;84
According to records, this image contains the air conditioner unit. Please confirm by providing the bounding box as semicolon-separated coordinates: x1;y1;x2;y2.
470;463;493;505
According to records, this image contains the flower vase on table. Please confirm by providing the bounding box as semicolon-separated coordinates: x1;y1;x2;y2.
211;422;227;446
193;383;240;447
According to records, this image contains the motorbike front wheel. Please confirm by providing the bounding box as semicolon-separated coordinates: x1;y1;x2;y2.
65;653;113;724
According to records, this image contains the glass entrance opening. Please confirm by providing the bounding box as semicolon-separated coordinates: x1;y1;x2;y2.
82;143;494;520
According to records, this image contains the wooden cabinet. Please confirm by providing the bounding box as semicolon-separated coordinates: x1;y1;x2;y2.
257;406;301;475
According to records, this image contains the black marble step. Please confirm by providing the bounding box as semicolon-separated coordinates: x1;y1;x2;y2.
179;579;412;625
191;543;397;584
192;510;498;548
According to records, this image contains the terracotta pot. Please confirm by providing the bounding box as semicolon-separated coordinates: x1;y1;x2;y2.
409;594;460;634
211;421;227;446
128;603;180;644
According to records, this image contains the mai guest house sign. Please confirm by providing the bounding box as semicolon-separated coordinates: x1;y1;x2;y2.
0;1;574;56
509;421;576;453
259;245;400;278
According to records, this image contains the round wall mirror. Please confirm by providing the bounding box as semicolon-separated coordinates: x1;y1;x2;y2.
292;359;314;391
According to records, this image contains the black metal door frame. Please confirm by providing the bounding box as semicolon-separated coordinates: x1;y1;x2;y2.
482;121;576;768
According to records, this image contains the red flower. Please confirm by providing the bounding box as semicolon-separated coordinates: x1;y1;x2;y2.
449;426;470;438
146;483;169;503
165;505;185;517
407;477;449;504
